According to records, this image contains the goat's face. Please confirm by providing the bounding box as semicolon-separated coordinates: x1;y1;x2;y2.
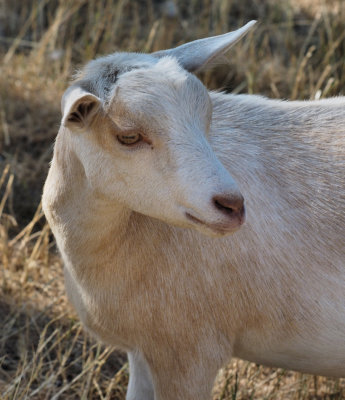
61;20;257;236
61;21;257;236
63;58;244;236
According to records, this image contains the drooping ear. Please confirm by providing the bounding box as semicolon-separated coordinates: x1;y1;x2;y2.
153;20;256;72
61;85;102;130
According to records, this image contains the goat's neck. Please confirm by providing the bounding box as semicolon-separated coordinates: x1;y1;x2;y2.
47;130;131;279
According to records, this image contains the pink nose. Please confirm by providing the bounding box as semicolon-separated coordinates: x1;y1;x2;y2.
213;194;245;222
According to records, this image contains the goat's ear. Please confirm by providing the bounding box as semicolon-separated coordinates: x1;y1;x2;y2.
61;86;102;131
153;20;256;72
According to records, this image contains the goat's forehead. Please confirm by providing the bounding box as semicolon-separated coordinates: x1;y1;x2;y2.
123;57;188;84
108;57;210;122
116;57;207;100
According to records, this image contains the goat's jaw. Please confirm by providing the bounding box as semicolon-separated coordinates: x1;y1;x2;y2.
185;210;245;237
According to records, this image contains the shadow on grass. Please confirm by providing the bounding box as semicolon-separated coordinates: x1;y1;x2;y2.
0;297;128;399
0;67;62;229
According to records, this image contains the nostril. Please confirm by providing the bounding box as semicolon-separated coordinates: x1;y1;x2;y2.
213;194;245;216
214;199;235;215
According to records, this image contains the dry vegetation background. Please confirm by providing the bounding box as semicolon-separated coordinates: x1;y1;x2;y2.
0;0;344;399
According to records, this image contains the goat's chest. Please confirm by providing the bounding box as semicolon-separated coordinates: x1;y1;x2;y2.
62;250;233;351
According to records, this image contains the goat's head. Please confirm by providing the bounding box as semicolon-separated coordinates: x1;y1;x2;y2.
61;21;256;236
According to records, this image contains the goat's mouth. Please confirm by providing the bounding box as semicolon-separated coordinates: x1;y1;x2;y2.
185;212;244;236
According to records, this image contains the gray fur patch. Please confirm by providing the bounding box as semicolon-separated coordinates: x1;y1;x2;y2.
73;52;158;101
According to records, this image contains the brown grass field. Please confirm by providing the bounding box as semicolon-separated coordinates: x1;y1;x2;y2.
0;0;345;398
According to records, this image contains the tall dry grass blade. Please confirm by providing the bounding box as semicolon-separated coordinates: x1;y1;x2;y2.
28;223;50;262
144;20;160;52
32;1;88;64
25;374;56;399
291;45;316;100
104;375;118;400
0;173;13;219
50;353;103;400
2;319;65;399
113;361;129;386
58;323;84;369
3;0;51;65
33;2;67;63
296;15;320;67
111;0;130;46
92;377;106;400
0;104;10;147
0;164;10;192
311;64;332;99
323;77;335;97
9;202;44;247
323;28;345;66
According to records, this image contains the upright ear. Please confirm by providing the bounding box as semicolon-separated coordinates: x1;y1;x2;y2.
153;20;256;72
61;86;102;131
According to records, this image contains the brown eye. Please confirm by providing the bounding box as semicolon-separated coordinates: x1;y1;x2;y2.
117;132;142;146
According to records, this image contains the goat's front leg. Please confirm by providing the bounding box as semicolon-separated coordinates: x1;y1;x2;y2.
147;350;220;400
126;350;154;400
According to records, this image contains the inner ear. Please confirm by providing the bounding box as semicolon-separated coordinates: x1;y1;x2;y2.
68;100;98;124
62;88;102;130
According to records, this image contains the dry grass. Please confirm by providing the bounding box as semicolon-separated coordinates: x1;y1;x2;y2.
0;0;344;398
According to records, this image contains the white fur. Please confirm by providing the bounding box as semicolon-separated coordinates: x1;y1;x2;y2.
43;21;345;400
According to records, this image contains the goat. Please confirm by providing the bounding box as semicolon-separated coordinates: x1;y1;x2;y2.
42;21;345;400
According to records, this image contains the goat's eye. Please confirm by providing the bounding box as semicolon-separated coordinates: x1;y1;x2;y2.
117;133;142;146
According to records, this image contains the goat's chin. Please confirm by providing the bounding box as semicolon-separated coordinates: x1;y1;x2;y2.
184;212;244;237
193;224;242;238
159;213;243;237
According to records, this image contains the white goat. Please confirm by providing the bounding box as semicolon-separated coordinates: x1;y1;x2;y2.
42;21;345;400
